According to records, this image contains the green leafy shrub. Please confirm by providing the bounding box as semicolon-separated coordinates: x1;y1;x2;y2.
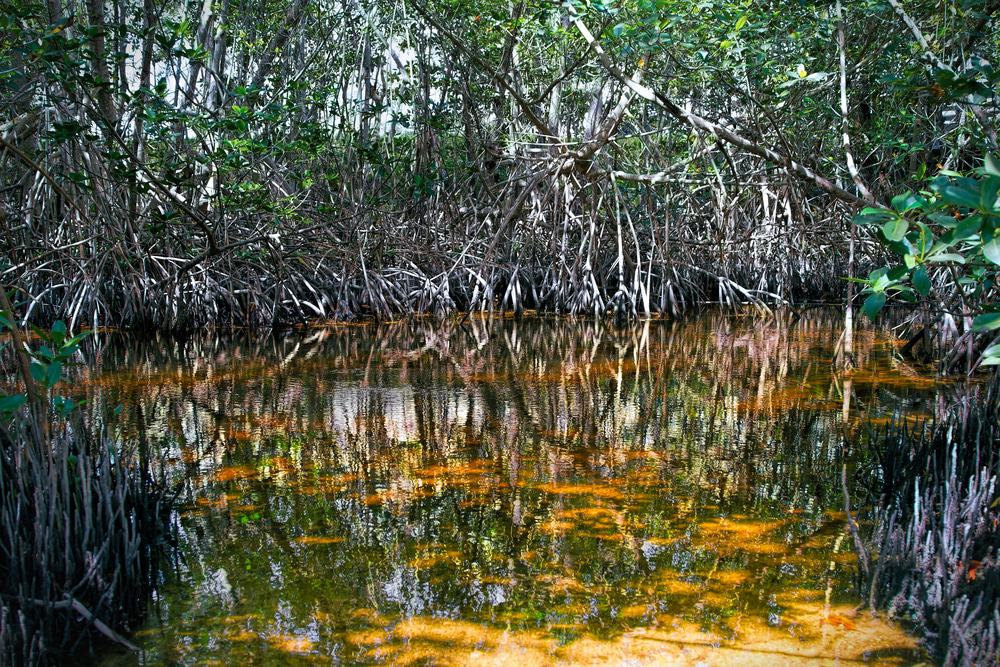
853;156;1000;368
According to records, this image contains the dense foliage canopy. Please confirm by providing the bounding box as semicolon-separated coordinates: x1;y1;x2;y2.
1;0;998;365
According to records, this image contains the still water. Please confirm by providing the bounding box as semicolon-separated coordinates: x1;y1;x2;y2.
90;310;944;665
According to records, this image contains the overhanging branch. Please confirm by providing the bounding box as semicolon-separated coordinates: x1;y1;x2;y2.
571;17;880;209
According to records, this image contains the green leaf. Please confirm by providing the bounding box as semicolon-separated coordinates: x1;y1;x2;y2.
853;208;893;225
927;213;959;227
952;216;983;241
929;238;956;256
938;184;981;210
913;266;931;296
0;394;27;413
912;222;935;255
29;362;45;384
981;176;1000;210
872;272;892;292
973;312;1000;331
868;267;888;282
881;219;909;242
861;292;887;320
983;238;1000;265
891;191;923;213
981;343;1000;366
985;154;1000;177
65;332;90;348
46;361;62;387
887;265;909;281
926;253;966;264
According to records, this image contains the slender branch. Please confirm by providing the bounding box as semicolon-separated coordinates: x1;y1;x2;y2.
571;16;880;209
886;0;997;147
0;135;98;227
836;0;874;201
407;0;558;140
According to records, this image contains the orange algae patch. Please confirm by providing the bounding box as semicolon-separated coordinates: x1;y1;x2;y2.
418;461;497;490
194;496;228;509
250;413;292;430
555;506;617;520
213;465;258;482
226;629;258;642
694;517;790;555
619;604;651;620
267;634;314;653
712;570;751;586
263;456;296;473
737;385;840;414
553;507;620;533
347;616;554;666
308;473;355;492
535;482;625;500
339;605;921;665
219;614;258;623
846;365;952;390
584;358;639;378
419;460;494;477
855;412;933;430
293;536;344;545
536;574;586;593
646;573;702;597
625;450;661;461
349;608;389;624
361;486;434;506
822;613;858;630
410;550;462;569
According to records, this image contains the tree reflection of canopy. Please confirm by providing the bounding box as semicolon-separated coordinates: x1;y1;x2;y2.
84;310;932;665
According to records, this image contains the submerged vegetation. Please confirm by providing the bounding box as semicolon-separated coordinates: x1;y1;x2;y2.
83;313;932;664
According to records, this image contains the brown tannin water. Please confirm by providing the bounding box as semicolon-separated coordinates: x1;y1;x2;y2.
91;310;941;665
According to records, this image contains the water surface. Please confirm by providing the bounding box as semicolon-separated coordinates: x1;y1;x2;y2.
90;310;942;665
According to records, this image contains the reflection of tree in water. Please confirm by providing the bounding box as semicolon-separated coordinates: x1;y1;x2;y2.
85;311;935;663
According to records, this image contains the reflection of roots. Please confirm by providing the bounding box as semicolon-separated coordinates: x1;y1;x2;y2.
82;311;936;664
